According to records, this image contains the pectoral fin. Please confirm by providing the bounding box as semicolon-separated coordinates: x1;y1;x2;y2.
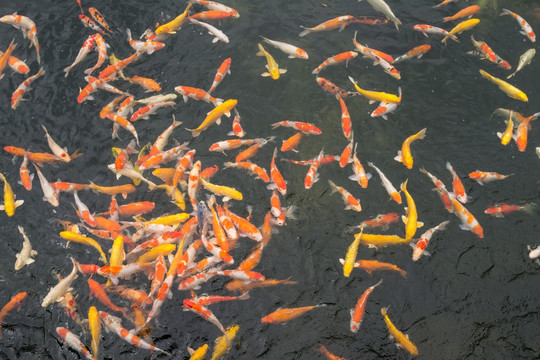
261;72;271;77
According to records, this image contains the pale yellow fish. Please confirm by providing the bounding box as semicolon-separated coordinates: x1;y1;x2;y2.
0;173;23;217
59;231;108;264
381;307;418;355
442;18;480;43
187;99;238;137
155;3;192;35
348;76;401;103
479;69;528;102
394;128;426;169
400;179;423;240
88;306;101;359
211;324;239;360
355;232;411;249
200;178;243;201
188;344;209;360
256;43;286;80
136;243;176;263
343;224;364;277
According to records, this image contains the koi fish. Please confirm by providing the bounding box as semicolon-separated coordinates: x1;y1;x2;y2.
88;306;101;359
79;14;107;35
126;28;165;54
500;8;536;43
256;43;286;79
88;279;127;315
367;52;401;79
514;112;540;152
268;148;287;195
190;18;229;43
130;101;175;122
299;15;356;37
223;161;270;183
312;51;358;74
367;161;401;204
496;110;514;146
261;304;326;323
339;139;352;167
42;258;79;307
207;57;231;94
401;179;423;240
356;232;410;249
154;3;193;39
0;173;24;216
443;5;480;22
188;344;209;360
338;97;352;140
0;292;27;338
128;75;161;92
362;0;402;30
468;170;512;185
271;121;322;135
350;279;383;332
412;220;449;261
33;165;60;207
19;153;33;191
318;344;348;360
56;327;94;360
226;208;263;242
348;76;401;103
210;324;239;360
89;7;114;34
0;15;40;63
304;149;324;189
317;77;358;99
413;24;458;42
349;144;371;188
64;34;97;76
14;226;37;270
380;307;418;355
395;128;426;169
446;162;467;203
527;245;540;265
187;99;237;137
469;36;510;69
434;0;459;7
200;178;243;201
343;225;364;277
361;212;400;230
261;36;308;59
190;0;239;17
328;180;362;212
442;18;480;43
340;258;406;277
98;52;139;79
393;44;431;63
507;49;535;79
84;34;108;75
188;10;237;21
175;85;223;106
484;203;536;217
448;192;484;238
225;278;296;292
281;132;303;152
183;298;228;336
0;50;29;75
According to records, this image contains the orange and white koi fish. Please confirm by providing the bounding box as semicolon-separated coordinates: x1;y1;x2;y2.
0;40;17;80
514;112;540;152
261;304;326;323
349;144;371;188
412;220;449;261
446;161;467;203
328;180;361;212
0;173;24;216
299;15;357;37
317;77;358;99
207;57;231;94
89;182;136;198
77;76;112;103
312;51;358;75
188;161;202;210
209;138;266;153
238;243;264;271
171;149;196;189
0;49;29;75
318;344;347;360
394;128;426;169
448;191;483;238
73;191;96;227
271;121;322;135
367;52;401;79
99;52;138;79
84;34;108;75
370;88;401;120
225;278;295;292
79;14;107;35
130;101;175;122
18;153;33;191
500;8;536;43
468;171;512;185
175;85;223;106
350;279;383;332
337;97;352;140
64;34;96;76
304;149;324;189
442;18;480;43
33;164;60;207
340;258;406;277
484;203;536;218
190;18;229;43
268;148;287;195
183;298;228;337
0;15;40;63
380;307;418;355
217;269;264;282
352;31;394;63
361;212;400;230
413;24;458;42
56;327;94;360
126;28;164;54
393;44;431;63
469;35;510;69
443;5;480;22
106;113;139;145
42;258;79;307
100;311;170;355
339;134;354;168
228;109;245;137
190;0;239;17
434;0;458;7
226;207;263;242
188;10;237;21
128;75;161;92
367;162;401;203
187;99;237;137
261;36;308;59
256;43;286;80
224;161;270;183
0;292;27;338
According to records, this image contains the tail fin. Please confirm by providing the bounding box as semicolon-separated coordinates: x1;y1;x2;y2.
299;26;311;37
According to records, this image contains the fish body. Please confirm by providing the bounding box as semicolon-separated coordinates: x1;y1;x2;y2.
268;148;287;195
400;179;421;240
343;225;364;277
56;327;94;360
85;34;108;75
344;259;407;277
356;232;410;249
304;149;324;189
33;165;60;207
500;8;535;42
200;178;243;201
449;194;483;238
256;43;286;79
88;306;101;359
190;0;239;16
514;113;539;152
64;34;97;76
0;15;40;63
15;226;37;270
353;31;394;63
497;111;514;146
446;162;467;203
368;53;401;79
155;3;193;36
507;49;535;79
99;52;138;79
350;279;383;332
299;15;356;37
224;161;269;183
19;153;33;191
443;5;480;22
361;212;400;230
442;18;480;43
317;77;358;99
126;28;164;54
261;36;308;59
380;307;418;355
130;101;175;122
394;128;426;169
470;36;510;69
393;45;431;63
0;49;29;75
412;220;449;261
210;324;239;360
484;203;536;217
0;40;17;79
0;292;27;338
188;10;237;21
208;57;231;93
371;87;401;119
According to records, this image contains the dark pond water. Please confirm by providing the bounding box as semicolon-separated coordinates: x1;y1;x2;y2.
0;0;539;359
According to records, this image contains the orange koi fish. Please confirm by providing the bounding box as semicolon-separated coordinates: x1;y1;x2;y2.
191;0;239;17
350;279;383;332
271;121;322;135
18;153;33;191
268;148;287;195
328;180;361;212
128;75;161;92
0;50;29;75
225;278;296;292
130;101;175;122
394;44;431;63
88;279;127;315
225;208;263;242
183;299;228;337
171;149;196;189
89;7;114;34
361;212;400;230
341;259;406;277
74;191;96;227
0;292;27;338
261;304;326;323
299;15;357;37
443;5;480;22
338;97;352;140
0;40;17;80
446;161;467;203
349;144;371;188
318;344;348;360
312;51;358;74
106;113;139;145
485;203;536;218
188;10;237;21
339;134;354;168
394;128;426;169
514;112;539;152
98;52;138;79
304;149;324;189
238;243;264;271
448;192;483;238
281;132;303;152
175;85;223;106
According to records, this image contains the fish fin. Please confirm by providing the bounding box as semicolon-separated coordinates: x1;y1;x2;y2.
339;258;345;265
183;95;188;103
216;117;222;125
26;258;35;265
298;27;311;37
382;115;388;120
261;72;271;77
15;200;24;208
348;174;359;181
366;173;372;180
256;51;265;57
458;224;469;231
369;100;375;104
279;68;287;74
31;250;38;256
87;95;94;101
288;55;295;59
496;132;503;139
417;221;424;228
520;31;527;36
401;215;407;224
394;151;402;162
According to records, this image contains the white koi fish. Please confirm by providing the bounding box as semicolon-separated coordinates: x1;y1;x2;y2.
15;226;37;270
360;0;402;30
190;18;229;43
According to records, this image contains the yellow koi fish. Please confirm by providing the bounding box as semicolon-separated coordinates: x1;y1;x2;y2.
394;128;426;169
400;179;423;240
0;173;23;217
187;99;238;137
343;224;364;277
106;234;125;286
59;231;108;264
348;76;401;103
380;307;418;355
141;213;190;226
136;243;176;264
88;306;101;359
200;178;243;201
155;3;192;35
256;43;286;80
211;324;239;360
188;344;208;360
479;69;528;102
442;18;480;43
355;232;410;249
497;111;514;145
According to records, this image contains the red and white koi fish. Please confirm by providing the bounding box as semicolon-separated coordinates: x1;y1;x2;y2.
224;161;269;183
368;162;401;204
85;75;126;96
190;18;229;43
446;161;467;203
0;14;40;63
304;149;324;189
178;269;219;290
52;182;91;194
98;52;138;79
106;113;139;145
316;77;359;99
171;149;196;189
190;0;240;17
328;180;362;212
350;279;383;333
188;161;202;211
183;299;228;337
0;50;29;75
312;51;358;74
11;67;45;109
228;109;246;137
114;139;137;170
74;191;96;226
514;112;540;152
361;212;400;230
146;255;166;302
339;134;354;168
268;148;287;195
84;34;108;75
412;24;458;42
115;95;136;119
192;292;249;306
19;153;33;191
130;101;175;122
419;167;453;212
217;269;265;281
270;189;282;218
64;34;97;76
188;10;237;21
500;9;535;42
448;192;483;238
349;144;371;188
271;121;322;135
367;52;401;79
207;57;231;94
209;138;266;153
138;143;189;170
469;35;510;69
353;31;394;63
59;292;85;330
338;97;352;140
77;76;113;103
468;171;512;185
0;292;27;338
370;91;401;120
147;116;182;156
283;154;338;166
174;85;223;106
261;36;308;59
215;203;238;241
100;311;170;355
412;220;449;261
126;28;164;54
393;44;431;63
56;327;94;360
33;164;60;207
484;203;536;218
201;234;234;264
299;15;357;37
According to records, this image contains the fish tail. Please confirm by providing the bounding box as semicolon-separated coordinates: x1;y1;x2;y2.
499;8;511;17
256;43;265;56
442;16;452;22
299;26;311;37
521;203;537;214
393;18;401;31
